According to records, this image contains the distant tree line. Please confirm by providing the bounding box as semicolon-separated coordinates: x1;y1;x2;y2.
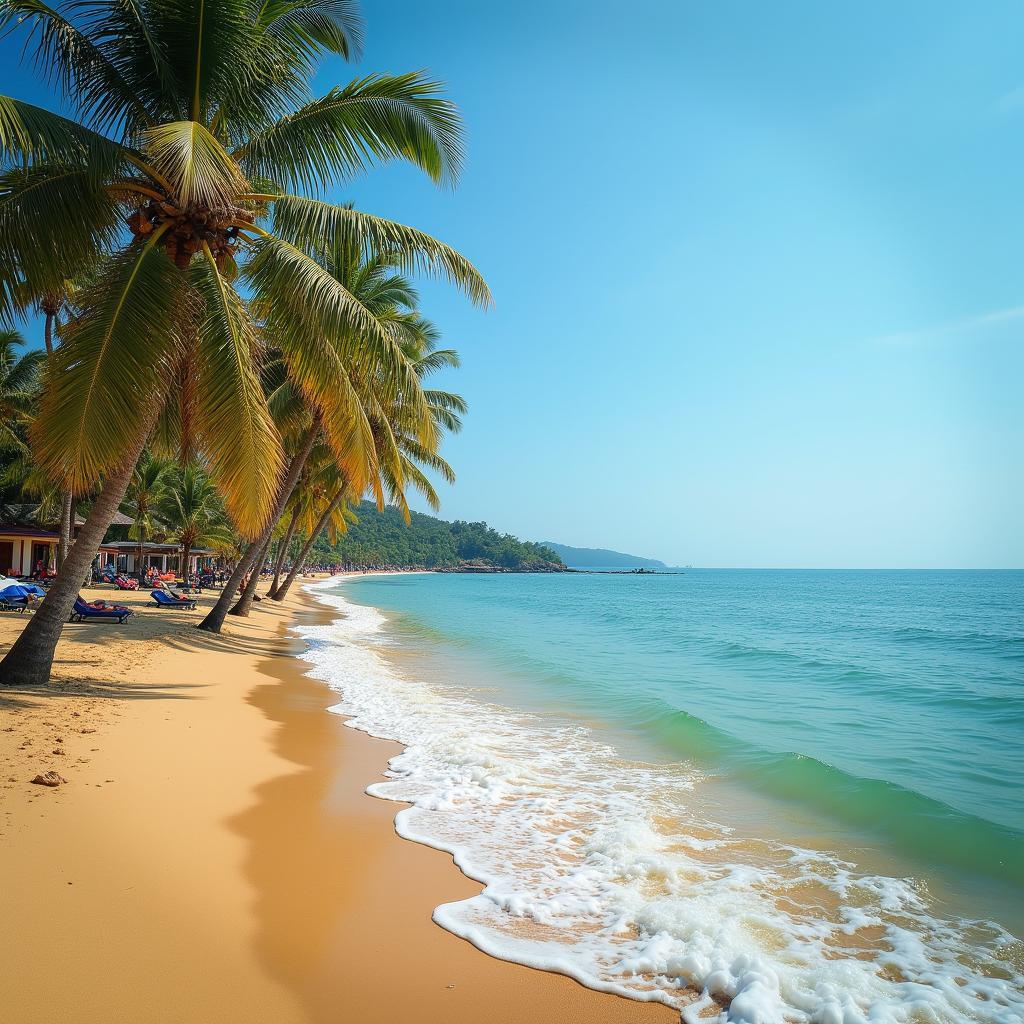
310;502;564;570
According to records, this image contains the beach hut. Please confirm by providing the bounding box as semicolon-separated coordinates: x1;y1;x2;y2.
0;506;139;579
97;541;214;579
0;519;59;577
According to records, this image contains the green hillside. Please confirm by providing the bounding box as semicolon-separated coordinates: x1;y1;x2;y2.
311;503;565;571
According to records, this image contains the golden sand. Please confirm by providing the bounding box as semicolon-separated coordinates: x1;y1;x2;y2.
0;582;675;1024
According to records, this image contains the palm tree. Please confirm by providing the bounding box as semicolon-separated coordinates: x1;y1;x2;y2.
266;440;338;598
0;0;489;684
224;242;427;616
17;277;83;561
0;332;68;569
121;453;172;580
158;463;232;581
0;329;43;452
271;269;466;603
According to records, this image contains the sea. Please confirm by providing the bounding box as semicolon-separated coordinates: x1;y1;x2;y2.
295;569;1024;1024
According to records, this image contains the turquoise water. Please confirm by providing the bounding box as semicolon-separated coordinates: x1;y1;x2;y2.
341;569;1023;920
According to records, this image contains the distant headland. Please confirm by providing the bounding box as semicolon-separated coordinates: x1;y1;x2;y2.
542;542;668;570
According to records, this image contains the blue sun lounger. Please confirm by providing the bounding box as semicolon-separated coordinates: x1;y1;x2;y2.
0;582;38;612
150;589;197;610
70;596;133;623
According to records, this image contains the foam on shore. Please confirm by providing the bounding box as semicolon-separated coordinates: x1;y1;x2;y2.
297;579;1024;1024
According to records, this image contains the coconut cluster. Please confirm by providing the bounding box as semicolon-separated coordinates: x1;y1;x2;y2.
126;200;248;270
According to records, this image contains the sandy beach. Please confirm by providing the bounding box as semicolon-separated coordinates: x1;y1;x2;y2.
0;580;675;1024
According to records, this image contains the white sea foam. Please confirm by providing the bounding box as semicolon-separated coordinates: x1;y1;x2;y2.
296;579;1024;1024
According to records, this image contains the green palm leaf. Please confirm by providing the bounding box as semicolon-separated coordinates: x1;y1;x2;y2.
0;164;120;322
233;72;463;191
424;388;467;427
190;247;283;536
0;94;128;171
268;195;491;306
247;235;417;394
31;231;193;491
143;119;249;207
0;327;43;451
398;456;443;510
398;437;456;486
256;0;364;62
0;0;154;135
100;0;182;124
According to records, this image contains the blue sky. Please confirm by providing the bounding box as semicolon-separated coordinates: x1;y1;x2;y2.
5;1;1023;567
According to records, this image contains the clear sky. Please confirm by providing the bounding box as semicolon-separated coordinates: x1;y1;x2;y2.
4;1;1023;567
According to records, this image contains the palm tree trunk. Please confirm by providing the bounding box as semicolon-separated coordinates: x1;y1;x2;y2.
0;426;153;687
197;422;319;634
136;529;146;583
43;310;54;358
273;486;346;602
229;535;272;616
267;506;300;599
57;490;73;567
181;543;192;583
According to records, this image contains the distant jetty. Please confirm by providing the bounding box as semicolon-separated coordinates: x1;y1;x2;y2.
580;568;684;575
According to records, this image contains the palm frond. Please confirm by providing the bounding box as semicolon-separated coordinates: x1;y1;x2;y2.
416;348;461;374
0;164;120;323
99;0;182;123
190;247;283;536
143;120;249;207
0;327;44;394
0;0;154;135
279;336;377;497
423;388;468;415
256;0;364;62
247;235;420;399
423;388;464;434
398;436;456;485
268;196;491;306
0;94;129;171
150;388;181;458
0;327;42;451
136;0;250;123
31;232;194;490
265;370;311;439
234;72;463;191
398;456;442;510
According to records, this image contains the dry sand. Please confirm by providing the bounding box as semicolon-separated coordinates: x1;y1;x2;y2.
0;581;676;1024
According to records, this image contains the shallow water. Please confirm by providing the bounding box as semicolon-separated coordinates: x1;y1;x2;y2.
296;570;1024;1023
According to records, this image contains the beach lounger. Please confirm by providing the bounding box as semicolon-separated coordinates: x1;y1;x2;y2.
70;596;133;623
0;580;37;612
150;589;197;610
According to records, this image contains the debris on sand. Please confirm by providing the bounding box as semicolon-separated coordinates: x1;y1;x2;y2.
30;772;68;787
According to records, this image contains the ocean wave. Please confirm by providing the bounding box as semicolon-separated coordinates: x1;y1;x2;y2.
639;701;1024;886
296;580;1024;1024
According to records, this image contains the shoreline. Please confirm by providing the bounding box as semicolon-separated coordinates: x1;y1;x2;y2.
0;579;674;1023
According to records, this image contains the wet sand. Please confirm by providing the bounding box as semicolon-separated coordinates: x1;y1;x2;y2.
0;581;675;1023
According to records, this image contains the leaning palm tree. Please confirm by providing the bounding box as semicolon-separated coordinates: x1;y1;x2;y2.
272;305;466;602
266;440;339;597
0;0;489;684
220;241;426;617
